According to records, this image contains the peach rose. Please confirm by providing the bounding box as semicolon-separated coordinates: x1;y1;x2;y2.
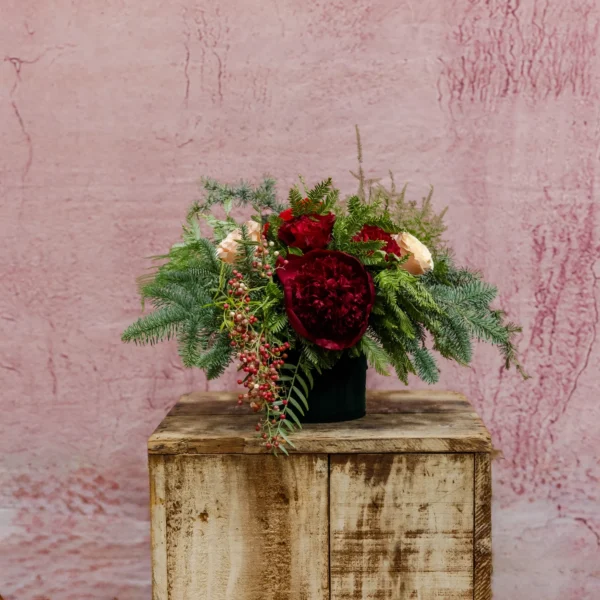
216;220;261;263
393;232;434;275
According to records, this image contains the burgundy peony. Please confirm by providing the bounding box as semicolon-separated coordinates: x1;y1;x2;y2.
276;250;375;350
353;224;401;257
278;213;335;252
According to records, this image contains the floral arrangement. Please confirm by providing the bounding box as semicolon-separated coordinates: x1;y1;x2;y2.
122;135;525;453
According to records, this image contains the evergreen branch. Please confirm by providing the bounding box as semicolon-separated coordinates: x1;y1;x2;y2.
122;305;187;345
411;346;439;384
196;177;285;215
359;333;391;375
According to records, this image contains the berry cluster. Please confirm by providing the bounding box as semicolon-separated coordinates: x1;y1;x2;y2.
222;244;292;451
225;270;256;349
236;342;290;410
253;234;288;278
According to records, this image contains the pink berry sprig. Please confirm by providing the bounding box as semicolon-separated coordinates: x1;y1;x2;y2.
252;233;288;277
221;236;293;452
225;270;257;351
236;340;290;415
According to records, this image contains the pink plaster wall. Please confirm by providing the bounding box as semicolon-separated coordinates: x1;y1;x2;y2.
1;1;599;598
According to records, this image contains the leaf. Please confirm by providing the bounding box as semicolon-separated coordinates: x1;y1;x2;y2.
285;407;302;429
292;386;309;411
301;343;320;365
288;395;305;416
288;247;303;256
266;281;284;300
308;178;332;203
359;334;390;376
302;367;314;387
278;444;289;456
278;430;296;449
295;373;310;398
288;186;303;206
267;313;288;333
282;418;296;432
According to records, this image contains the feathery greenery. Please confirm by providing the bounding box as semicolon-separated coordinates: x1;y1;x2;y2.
352;125;448;255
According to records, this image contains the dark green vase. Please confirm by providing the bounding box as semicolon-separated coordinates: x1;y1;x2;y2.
300;353;368;423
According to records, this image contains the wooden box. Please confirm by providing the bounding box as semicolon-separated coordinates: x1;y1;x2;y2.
148;390;492;600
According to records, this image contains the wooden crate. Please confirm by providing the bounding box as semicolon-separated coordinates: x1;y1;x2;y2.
148;390;492;600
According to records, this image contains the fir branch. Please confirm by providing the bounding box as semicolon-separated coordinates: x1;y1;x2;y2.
122;305;188;345
195;176;285;215
411;346;439;384
195;332;233;379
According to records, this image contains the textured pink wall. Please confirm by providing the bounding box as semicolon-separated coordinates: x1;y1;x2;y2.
1;1;599;598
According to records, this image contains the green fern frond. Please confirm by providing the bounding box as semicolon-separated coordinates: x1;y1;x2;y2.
359;333;391;376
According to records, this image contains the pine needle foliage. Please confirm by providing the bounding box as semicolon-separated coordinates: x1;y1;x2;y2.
191;176;285;217
123;210;234;375
422;254;528;377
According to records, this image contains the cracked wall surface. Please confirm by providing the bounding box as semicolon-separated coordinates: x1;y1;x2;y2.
1;1;599;598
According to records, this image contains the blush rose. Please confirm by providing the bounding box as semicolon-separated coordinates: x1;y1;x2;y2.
394;232;434;275
216;220;262;264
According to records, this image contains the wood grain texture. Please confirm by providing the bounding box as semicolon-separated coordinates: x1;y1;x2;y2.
474;453;493;600
148;391;491;455
149;455;168;600
158;454;329;600
329;454;474;599
175;390;472;414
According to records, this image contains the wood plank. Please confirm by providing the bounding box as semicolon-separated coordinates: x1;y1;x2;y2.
329;454;474;600
474;453;493;600
170;390;473;416
162;454;329;600
148;411;491;455
149;455;168;600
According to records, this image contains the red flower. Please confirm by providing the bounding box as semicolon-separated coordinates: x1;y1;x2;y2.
353;224;401;256
276;250;375;350
279;208;294;222
278;213;335;252
263;221;270;237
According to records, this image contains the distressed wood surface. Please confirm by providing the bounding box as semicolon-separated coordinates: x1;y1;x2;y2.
149;455;169;600
173;390;473;414
329;454;475;600
474;453;493;600
148;391;491;455
157;454;329;600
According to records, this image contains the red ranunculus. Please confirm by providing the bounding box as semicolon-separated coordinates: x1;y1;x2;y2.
353;224;401;256
278;213;335;252
276;250;375;350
